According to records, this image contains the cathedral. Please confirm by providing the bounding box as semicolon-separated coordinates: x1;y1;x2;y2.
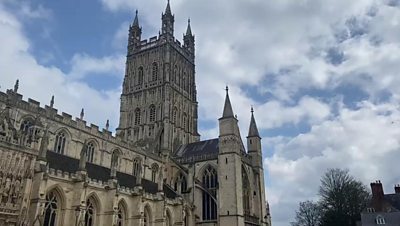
0;2;271;226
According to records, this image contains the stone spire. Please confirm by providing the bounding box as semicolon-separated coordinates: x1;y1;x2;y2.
50;95;54;108
186;18;192;36
13;79;19;93
105;119;110;130
248;107;260;137
165;0;172;15
133;10;139;27
222;86;234;118
80;108;84;120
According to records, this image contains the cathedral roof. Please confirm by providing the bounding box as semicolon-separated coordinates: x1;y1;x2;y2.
173;138;219;163
46;151;178;198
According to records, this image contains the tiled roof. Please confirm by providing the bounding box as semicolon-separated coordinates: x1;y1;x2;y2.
173;138;219;161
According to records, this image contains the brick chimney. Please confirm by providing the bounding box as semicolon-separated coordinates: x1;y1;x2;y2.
395;184;400;194
371;180;384;199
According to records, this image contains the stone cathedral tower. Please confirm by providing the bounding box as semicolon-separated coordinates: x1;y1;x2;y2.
117;1;200;154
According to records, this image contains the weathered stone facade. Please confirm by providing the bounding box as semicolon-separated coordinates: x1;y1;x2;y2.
0;2;271;226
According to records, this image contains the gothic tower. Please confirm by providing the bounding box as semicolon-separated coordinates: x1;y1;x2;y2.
117;1;200;154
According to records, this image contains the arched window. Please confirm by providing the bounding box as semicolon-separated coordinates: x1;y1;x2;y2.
144;206;151;226
149;105;156;122
20;119;33;134
84;197;96;226
376;215;386;224
174;172;187;193
242;167;251;215
134;108;141;125
183;113;187;130
86;142;95;163
43;190;60;226
173;107;178;124
117;202;126;226
133;157;142;177
151;163;159;182
166;211;172;226
152;62;158;81
202;166;218;220
137;67;144;85
54;131;66;154
111;150;120;171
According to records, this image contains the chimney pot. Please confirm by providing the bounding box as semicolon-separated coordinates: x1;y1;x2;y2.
371;181;384;199
395;184;400;194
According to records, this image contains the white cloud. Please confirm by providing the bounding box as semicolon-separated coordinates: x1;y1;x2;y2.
0;3;121;131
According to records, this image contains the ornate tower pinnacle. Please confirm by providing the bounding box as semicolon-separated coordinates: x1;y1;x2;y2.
184;18;195;56
161;0;174;38
128;10;142;55
222;86;234;118
248;107;260;138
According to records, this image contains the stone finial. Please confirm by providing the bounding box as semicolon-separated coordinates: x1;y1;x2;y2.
106;119;110;130
50;95;54;108
13;79;19;93
80;108;84;120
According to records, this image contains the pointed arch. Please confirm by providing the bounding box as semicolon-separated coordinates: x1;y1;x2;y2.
111;149;122;171
165;208;173;226
132;157;142;177
43;186;66;226
183;205;191;226
53;128;71;155
201;165;218;220
143;204;152;226
151;163;159;182
149;105;156;122
117;199;128;226
174;171;187;194
152;62;158;81
134;108;141;125
85;193;101;226
137;66;144;85
85;140;97;163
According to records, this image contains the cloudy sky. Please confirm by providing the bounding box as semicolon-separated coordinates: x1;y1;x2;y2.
1;0;400;225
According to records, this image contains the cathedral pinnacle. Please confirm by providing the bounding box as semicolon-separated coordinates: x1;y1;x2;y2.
222;86;234;118
80;108;84;120
14;79;19;93
248;107;260;138
50;95;54;108
186;18;192;36
133;10;139;27
165;0;172;15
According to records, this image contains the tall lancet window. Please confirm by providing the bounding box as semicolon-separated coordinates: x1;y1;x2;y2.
151;163;159;182
242;166;251;215
43;190;60;226
202;166;218;220
86;141;95;163
138;67;144;85
133;157;142;177
54;131;66;154
134;108;141;125
149;105;156;122
84;197;96;226
117;202;126;226
152;62;158;81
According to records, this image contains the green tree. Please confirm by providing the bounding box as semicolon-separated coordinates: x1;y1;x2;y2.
291;201;321;226
318;168;370;226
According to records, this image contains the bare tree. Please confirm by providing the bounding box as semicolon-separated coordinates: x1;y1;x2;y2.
291;201;321;226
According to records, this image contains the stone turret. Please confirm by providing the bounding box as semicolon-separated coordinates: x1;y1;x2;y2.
247;107;262;168
161;0;174;40
127;10;142;55
184;19;195;57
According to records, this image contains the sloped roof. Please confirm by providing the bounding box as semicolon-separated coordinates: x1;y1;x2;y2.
173;138;219;164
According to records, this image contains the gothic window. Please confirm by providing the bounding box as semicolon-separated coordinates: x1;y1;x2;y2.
54;131;66;154
117;202;126;226
174;172;187;193
111;150;120;171
173;107;178;124
166;211;172;226
152;62;158;81
151;163;159;182
134;108;141;125
242;167;251;215
149;105;156;122
138;67;144;85
202;166;218;220
86;142;95;163
183;113;187;130
133;157;142;177
43;190;60;226
173;65;177;83
84;198;96;226
20;119;33;134
144;206;151;226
